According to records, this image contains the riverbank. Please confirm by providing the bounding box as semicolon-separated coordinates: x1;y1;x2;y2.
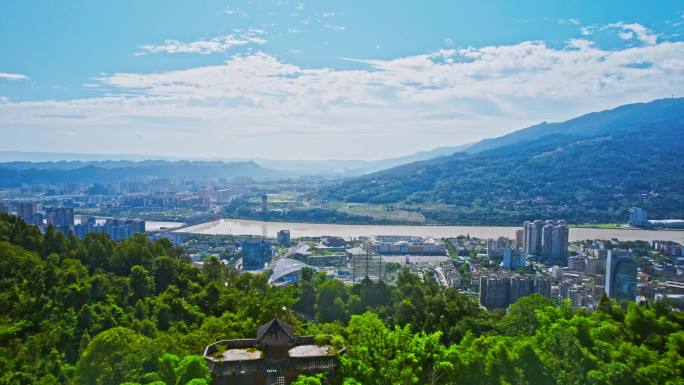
174;218;684;243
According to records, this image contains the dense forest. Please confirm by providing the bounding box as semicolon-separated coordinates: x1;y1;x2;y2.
1;213;684;385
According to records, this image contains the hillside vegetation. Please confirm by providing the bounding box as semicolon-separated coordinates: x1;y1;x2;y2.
1;214;684;384
325;99;684;225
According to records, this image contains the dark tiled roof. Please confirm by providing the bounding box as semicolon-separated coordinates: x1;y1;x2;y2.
256;318;296;345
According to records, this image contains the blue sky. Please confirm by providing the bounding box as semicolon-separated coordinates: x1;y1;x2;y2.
1;0;683;160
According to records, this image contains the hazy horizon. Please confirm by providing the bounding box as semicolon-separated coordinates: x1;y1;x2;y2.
0;96;675;163
2;0;684;160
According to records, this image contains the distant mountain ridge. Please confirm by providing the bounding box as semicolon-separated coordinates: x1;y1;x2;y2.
325;98;684;225
0;144;472;176
0;160;275;187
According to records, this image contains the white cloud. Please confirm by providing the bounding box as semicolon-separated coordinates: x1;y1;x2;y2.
608;22;658;45
2;38;683;159
0;72;29;81
580;26;593;36
558;18;581;25
136;29;266;55
324;24;346;32
223;6;248;18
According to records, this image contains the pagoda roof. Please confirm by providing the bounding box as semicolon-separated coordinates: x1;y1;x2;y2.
256;318;296;346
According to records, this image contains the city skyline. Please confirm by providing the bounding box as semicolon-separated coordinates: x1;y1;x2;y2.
1;1;684;160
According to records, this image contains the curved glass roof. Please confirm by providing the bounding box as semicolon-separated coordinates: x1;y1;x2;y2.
269;258;317;283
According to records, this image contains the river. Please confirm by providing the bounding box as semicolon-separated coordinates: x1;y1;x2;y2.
74;215;184;232
173;218;684;243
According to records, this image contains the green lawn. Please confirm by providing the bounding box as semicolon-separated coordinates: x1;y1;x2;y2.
571;223;626;229
335;203;426;223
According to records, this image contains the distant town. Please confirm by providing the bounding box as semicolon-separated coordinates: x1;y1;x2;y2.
2;176;683;314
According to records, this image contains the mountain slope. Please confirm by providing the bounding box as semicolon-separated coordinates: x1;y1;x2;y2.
465;97;684;154
325;99;684;225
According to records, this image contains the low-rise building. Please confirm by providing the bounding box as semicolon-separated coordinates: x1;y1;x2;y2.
370;235;446;255
204;319;342;385
269;258;316;286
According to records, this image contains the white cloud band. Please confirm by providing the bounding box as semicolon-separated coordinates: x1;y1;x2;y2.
136;29;267;55
1;35;683;158
0;72;29;81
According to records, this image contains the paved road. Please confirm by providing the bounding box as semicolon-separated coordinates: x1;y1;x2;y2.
268;241;305;270
432;266;449;287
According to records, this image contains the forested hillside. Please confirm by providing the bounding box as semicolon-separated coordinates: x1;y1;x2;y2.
1;213;683;385
325;102;684;225
463;98;684;154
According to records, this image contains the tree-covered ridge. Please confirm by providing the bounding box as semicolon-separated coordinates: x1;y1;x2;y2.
0;213;297;385
324;113;684;225
1;213;683;385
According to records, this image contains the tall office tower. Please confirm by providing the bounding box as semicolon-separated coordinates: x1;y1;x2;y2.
486;237;509;258
126;219;146;235
480;276;551;310
277;230;291;245
567;255;587;272
533;277;552;298
241;239;273;271
523;221;531;254
0;202;8;214
523;220;543;255
541;220;555;260
515;229;524;249
74;216;98;238
16;202;37;224
605;249;637;301
629;207;648;227
261;194;268;214
586;258;606;275
31;213;45;228
555;221;569;266
541;220;569;266
98;218;145;241
46;207;75;227
479;277;511;310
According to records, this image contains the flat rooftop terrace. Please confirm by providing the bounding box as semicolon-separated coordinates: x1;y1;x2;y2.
212;345;333;362
289;344;333;358
219;348;262;361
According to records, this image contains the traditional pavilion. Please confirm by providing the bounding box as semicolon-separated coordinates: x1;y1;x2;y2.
203;318;343;385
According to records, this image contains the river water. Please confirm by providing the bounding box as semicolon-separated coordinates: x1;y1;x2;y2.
173;218;684;243
74;215;184;232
